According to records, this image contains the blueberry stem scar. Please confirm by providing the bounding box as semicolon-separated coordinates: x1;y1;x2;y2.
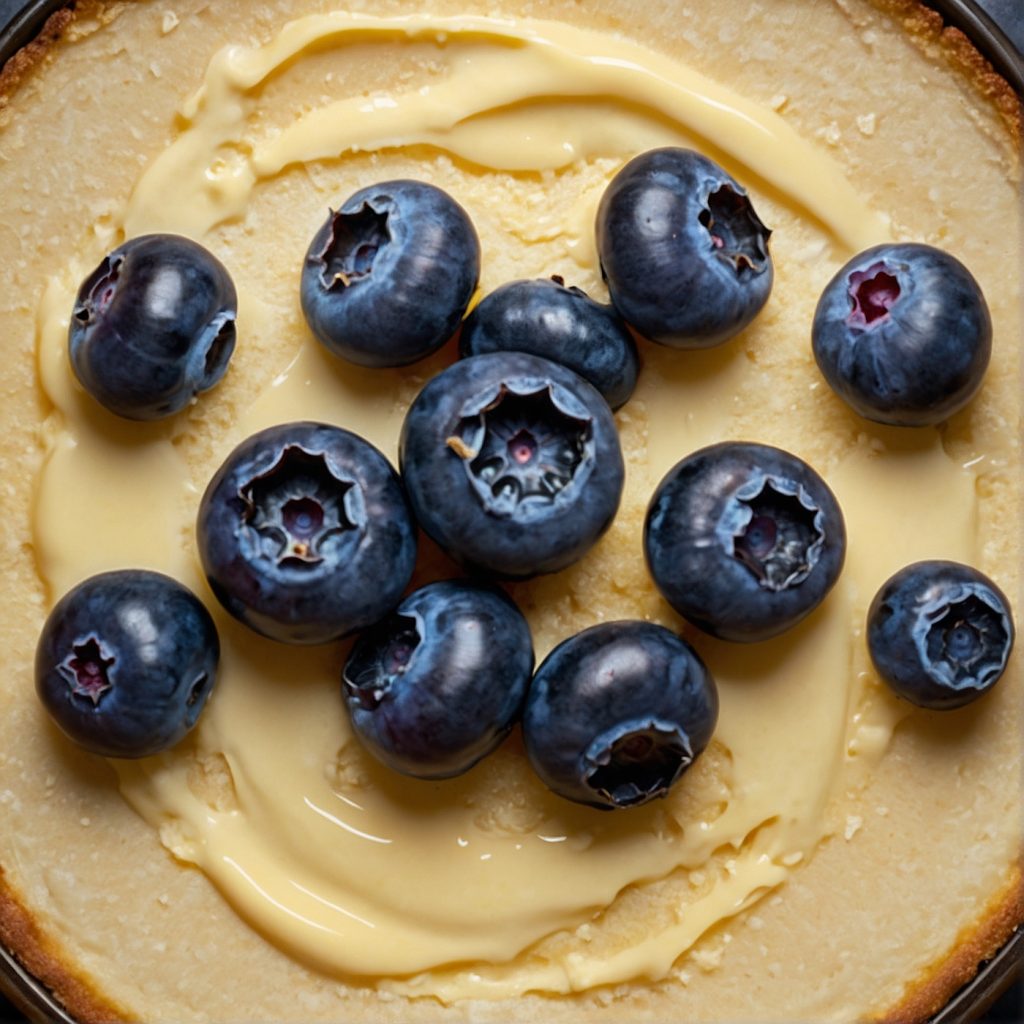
584;719;693;807
847;261;901;327
316;204;391;292
698;184;771;274
239;445;357;567
454;385;592;513
61;637;115;706
914;585;1012;691
718;475;825;592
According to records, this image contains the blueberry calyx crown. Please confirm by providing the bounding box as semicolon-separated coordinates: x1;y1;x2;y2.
198;315;237;387
314;204;391;292
698;183;771;275
718;474;826;593
184;673;212;716
343;613;420;710
239;445;360;568
60;637;115;706
584;719;693;808
73;254;125;326
913;585;1012;691
847;260;901;328
448;384;592;517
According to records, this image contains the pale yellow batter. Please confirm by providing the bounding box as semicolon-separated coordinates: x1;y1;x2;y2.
0;1;1020;1021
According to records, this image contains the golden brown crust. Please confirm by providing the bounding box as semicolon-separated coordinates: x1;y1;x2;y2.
867;0;1023;143
0;4;73;111
0;1;126;115
942;24;1024;142
0;868;130;1024
853;13;1023;1013
874;860;1024;1024
0;12;111;1022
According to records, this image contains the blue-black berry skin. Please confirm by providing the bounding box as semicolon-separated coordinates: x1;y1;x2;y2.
458;277;640;410
35;570;219;758
812;243;992;426
197;422;417;645
867;561;1014;710
342;581;534;779
399;352;625;579
69;234;237;420
596;148;773;349
644;442;846;643
523;621;717;810
300;180;480;367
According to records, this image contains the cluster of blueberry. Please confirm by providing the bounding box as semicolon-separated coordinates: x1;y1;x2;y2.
36;148;1014;812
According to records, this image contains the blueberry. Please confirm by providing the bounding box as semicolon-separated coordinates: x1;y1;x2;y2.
812;243;992;426
644;442;846;642
35;570;219;758
197;422;417;645
342;581;534;779
300;180;480;367
399;352;625;579
595;148;773;349
458;277;640;410
867;561;1014;710
69;234;237;420
522;621;717;810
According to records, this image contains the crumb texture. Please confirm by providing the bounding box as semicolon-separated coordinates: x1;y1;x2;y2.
0;1;1019;1022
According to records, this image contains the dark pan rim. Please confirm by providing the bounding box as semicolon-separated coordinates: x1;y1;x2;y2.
0;0;1020;1022
0;0;63;68
926;0;1024;96
930;925;1022;1024
0;943;76;1024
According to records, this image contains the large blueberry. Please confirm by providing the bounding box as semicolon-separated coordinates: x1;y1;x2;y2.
400;352;625;579
197;422;417;645
458;277;640;410
35;570;219;758
595;148;773;349
812;243;992;426
523;621;717;810
342;581;534;779
644;442;846;642
300;180;480;367
69;234;237;420
867;561;1014;710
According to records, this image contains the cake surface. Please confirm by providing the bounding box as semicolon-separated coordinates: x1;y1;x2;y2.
0;1;1021;1022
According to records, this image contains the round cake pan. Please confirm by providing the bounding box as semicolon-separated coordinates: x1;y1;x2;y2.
0;1;1020;1022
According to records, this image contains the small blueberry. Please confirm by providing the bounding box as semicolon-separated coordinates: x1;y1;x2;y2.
523;621;718;810
197;422;417;644
400;352;624;579
812;243;992;426
596;147;773;349
300;180;480;367
69;234;237;420
342;581;534;779
644;441;846;642
35;570;219;758
867;561;1014;710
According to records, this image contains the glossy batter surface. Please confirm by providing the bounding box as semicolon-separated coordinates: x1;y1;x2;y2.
0;1;1020;1021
